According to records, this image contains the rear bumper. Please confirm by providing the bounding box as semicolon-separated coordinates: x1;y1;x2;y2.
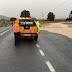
21;33;38;37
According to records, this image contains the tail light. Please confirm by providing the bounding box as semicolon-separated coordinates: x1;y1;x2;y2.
37;27;38;32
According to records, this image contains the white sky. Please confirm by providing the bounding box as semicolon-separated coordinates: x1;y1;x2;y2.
0;0;72;19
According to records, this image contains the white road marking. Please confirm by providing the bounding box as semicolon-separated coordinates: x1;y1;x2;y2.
0;28;12;35
36;43;56;72
36;44;40;48
39;50;45;56
46;61;56;72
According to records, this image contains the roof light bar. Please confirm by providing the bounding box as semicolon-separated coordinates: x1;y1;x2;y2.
19;17;32;20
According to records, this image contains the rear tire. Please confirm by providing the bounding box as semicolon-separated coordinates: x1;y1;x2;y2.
34;37;37;41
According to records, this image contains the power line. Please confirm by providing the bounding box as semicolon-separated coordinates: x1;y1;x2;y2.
51;0;72;11
41;0;72;19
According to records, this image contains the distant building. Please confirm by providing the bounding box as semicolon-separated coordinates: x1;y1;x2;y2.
69;14;72;19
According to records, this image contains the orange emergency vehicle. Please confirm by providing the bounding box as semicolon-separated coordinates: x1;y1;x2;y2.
19;17;38;41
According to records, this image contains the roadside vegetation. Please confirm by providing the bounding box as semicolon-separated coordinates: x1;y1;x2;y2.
40;10;72;27
0;10;72;28
39;19;72;28
0;17;17;27
0;19;12;27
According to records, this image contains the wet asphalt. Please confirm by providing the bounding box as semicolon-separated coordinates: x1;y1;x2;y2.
0;28;72;72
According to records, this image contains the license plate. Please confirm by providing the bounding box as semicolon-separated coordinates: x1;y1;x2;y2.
23;34;31;36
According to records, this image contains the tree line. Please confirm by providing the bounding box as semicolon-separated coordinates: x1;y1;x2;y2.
10;10;72;21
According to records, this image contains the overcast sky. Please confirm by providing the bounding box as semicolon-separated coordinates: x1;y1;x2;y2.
0;0;72;19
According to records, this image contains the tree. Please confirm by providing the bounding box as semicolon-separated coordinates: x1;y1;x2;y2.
70;11;72;14
20;10;30;17
47;12;55;21
10;17;17;21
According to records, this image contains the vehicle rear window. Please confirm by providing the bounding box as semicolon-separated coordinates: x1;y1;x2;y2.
19;20;36;26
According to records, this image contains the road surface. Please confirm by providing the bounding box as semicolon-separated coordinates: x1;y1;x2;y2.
0;28;72;72
0;25;12;33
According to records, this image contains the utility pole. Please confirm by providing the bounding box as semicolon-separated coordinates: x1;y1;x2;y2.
42;12;44;21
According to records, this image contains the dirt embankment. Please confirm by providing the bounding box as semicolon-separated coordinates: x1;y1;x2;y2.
40;22;72;38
